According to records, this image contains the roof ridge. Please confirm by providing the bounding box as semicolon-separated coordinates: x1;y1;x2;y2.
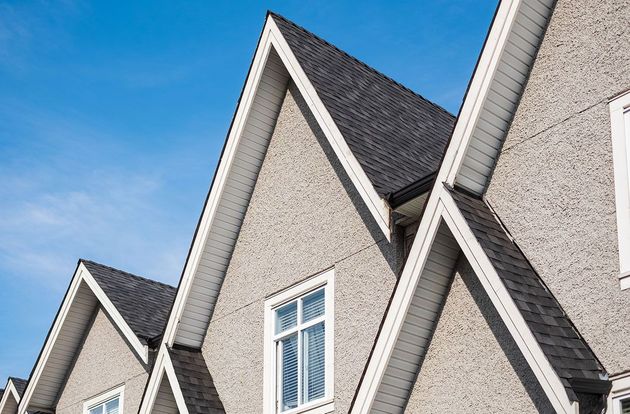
267;11;454;119
80;259;176;290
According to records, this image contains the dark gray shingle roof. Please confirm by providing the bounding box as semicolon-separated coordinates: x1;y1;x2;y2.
270;12;455;197
81;260;176;346
448;187;609;401
10;377;27;397
169;347;225;414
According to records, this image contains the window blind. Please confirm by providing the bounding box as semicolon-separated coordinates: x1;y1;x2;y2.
280;335;298;411
302;322;325;403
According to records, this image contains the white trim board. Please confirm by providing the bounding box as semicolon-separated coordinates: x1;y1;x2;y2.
0;379;22;414
18;262;149;414
163;12;392;350
138;345;189;414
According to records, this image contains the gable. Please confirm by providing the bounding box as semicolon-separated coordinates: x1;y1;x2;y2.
164;12;452;351
56;308;148;414
19;261;175;414
199;83;400;413
406;260;554;413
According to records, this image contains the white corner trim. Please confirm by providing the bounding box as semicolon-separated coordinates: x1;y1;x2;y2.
609;90;630;288
350;186;446;414
82;384;125;414
163;13;391;348
0;379;22;414
18;263;148;414
263;269;335;414
439;190;578;414
608;372;630;413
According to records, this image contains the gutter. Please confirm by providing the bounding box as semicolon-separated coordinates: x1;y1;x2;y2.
387;172;436;208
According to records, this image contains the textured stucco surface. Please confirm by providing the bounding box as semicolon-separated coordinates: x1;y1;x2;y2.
486;0;630;375
202;83;401;413
56;308;148;414
406;261;554;414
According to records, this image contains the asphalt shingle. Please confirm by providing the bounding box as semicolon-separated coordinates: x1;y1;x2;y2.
271;12;455;197
448;187;608;401
81;260;177;346
10;378;27;398
169;347;225;414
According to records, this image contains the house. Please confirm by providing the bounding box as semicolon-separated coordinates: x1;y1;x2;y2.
6;0;630;413
138;1;630;413
14;260;176;414
138;10;455;414
0;378;27;414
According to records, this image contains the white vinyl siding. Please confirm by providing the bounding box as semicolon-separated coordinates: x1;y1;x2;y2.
455;0;555;195
264;270;334;414
609;90;630;289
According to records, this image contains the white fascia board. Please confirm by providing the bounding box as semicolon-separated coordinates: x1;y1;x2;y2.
440;0;523;187
139;345;189;414
163;15;391;347
0;380;21;414
267;17;392;239
18;263;148;414
80;263;149;363
351;185;446;413
439;189;578;414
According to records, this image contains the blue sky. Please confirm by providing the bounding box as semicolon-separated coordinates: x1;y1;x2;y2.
0;0;496;382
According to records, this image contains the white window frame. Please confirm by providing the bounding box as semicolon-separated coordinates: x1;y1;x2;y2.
610;90;630;290
263;269;334;414
83;385;124;414
608;373;630;413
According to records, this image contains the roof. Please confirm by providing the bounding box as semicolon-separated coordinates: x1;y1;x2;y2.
270;12;455;197
10;378;27;398
81;260;177;345
168;347;225;414
448;187;609;401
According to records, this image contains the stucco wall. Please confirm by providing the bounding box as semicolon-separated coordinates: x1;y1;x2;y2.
485;0;630;375
406;260;554;413
56;308;148;414
201;83;401;413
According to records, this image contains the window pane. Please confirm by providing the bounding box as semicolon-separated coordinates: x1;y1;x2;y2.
302;322;325;403
302;289;325;323
88;405;103;414
622;398;630;414
105;398;119;414
280;335;298;411
275;302;297;334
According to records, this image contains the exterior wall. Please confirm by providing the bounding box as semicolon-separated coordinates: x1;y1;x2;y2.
406;260;554;413
56;308;148;414
485;0;630;375
152;377;178;414
201;83;401;413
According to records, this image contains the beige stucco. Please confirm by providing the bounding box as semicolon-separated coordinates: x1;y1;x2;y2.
485;0;630;375
55;308;148;414
201;82;402;413
406;260;554;413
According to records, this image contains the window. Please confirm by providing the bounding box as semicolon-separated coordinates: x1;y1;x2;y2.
83;386;124;414
613;394;630;414
609;90;630;289
264;269;334;414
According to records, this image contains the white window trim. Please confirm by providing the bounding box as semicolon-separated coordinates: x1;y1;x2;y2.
608;373;630;413
609;89;630;289
263;269;334;414
83;385;125;414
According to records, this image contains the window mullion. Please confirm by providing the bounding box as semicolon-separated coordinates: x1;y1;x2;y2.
297;298;303;406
